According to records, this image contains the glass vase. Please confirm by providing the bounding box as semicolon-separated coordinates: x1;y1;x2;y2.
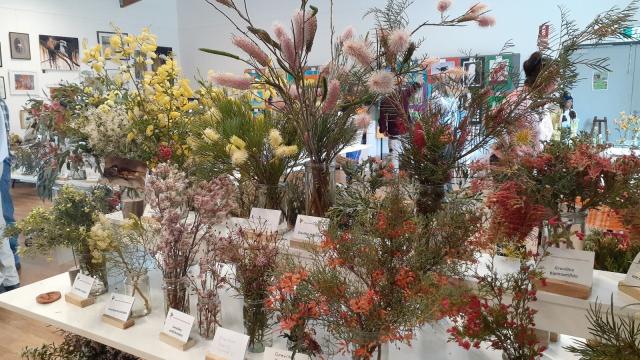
197;294;221;340
76;246;108;297
124;270;151;318
304;161;336;217
162;278;190;315
350;332;389;360
544;210;588;250
255;183;285;211
243;298;273;353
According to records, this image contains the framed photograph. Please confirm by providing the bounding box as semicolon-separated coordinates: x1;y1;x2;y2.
39;35;80;71
97;31;129;59
9;70;38;96
0;77;6;99
20;110;34;129
9;32;31;60
461;57;484;87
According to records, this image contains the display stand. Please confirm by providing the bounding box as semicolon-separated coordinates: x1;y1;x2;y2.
101;314;135;329
534;279;591;300
289;238;318;252
158;332;196;351
204;352;227;360
64;293;96;308
536;248;595;300
618;281;640;300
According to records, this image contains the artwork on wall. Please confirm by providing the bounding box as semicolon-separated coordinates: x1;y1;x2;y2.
39;35;80;71
9;32;31;60
19;109;34;129
97;31;129;59
152;46;173;71
461;57;484;88
0;42;3;67
9;71;38;96
0;77;6;99
120;0;142;8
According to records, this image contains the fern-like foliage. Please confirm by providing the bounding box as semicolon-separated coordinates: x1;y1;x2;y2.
565;297;640;359
364;0;413;29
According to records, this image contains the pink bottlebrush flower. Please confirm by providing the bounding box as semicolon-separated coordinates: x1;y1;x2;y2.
322;79;341;113
273;22;287;42
339;26;355;43
354;113;371;129
477;15;496;27
469;3;488;16
232;36;270;67
292;10;305;53
367;70;396;95
288;84;300;98
387;28;411;56
446;67;465;80
343;39;373;67
305;14;318;51
209;72;252;90
437;0;452;13
421;57;440;69
274;22;298;69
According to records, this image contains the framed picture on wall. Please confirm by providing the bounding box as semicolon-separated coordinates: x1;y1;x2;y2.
19;110;34;129
97;31;129;59
39;35;80;71
0;42;3;67
0;77;6;99
9;32;31;60
461;57;484;88
9;70;38;96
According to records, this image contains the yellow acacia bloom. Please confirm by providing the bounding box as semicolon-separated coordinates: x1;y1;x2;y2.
127;132;136;142
146;125;154;137
109;35;122;49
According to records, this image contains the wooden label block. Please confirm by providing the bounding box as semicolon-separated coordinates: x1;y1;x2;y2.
64;293;96;308
534;278;591;299
205;353;228;360
101;314;135;329
537;248;594;299
159;332;196;351
619;252;640;300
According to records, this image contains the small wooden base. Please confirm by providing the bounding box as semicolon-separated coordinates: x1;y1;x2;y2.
101;314;135;329
549;332;559;343
64;293;96;308
205;352;228;360
618;281;640;300
534;279;591;299
159;332;196;351
289;239;319;252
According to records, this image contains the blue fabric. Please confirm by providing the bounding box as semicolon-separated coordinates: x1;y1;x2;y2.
345;151;361;162
1;158;18;266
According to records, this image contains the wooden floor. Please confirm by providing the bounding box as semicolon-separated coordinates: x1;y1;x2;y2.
0;183;70;360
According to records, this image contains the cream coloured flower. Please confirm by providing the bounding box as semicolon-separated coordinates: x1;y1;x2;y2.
203;128;220;143
230;135;246;149
268;129;283;148
275;145;299;158
231;148;249;165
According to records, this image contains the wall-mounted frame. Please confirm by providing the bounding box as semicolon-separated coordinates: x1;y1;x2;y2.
20;109;34;129
39;35;80;71
0;77;6;99
0;42;3;67
9;32;31;60
97;31;129;60
9;70;38;96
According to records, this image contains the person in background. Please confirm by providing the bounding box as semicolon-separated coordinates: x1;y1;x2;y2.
561;93;579;138
0;98;19;271
0;98;19;292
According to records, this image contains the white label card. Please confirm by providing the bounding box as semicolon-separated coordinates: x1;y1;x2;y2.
162;308;195;344
538;247;595;287
249;208;282;233
208;327;249;360
292;215;329;243
70;273;95;299
264;347;311;360
103;293;135;322
624;253;640;287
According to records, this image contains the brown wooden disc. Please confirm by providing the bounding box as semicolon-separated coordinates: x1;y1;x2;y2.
36;291;62;304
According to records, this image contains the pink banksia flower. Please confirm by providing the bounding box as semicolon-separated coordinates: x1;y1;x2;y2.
387;29;411;56
274;22;298;69
292;11;305;53
343;39;373;67
305;14;318;51
339;26;355;43
232;36;270;66
322;79;341;113
354;113;372;129
368;70;396;95
209;72;252;90
469;3;488;16
477;15;496;27
437;0;452;13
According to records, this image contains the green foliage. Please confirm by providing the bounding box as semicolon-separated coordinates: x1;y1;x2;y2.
21;331;139;360
364;0;413;29
565;297;640;359
584;230;640;273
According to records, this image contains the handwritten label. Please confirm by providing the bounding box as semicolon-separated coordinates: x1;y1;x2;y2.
103;293;135;322
249;208;282;233
538;248;595;287
70;273;95;299
624;253;640;287
292;215;328;243
208;327;249;360
264;347;311;360
162;308;195;344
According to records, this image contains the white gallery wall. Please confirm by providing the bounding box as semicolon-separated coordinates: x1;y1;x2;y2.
177;0;639;80
0;0;181;136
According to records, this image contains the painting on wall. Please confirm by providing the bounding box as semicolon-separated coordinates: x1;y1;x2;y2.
152;46;173;71
9;71;38;96
0;77;6;99
9;32;31;60
39;35;80;71
20;110;34;129
461;57;484;88
97;31;129;59
0;42;3;67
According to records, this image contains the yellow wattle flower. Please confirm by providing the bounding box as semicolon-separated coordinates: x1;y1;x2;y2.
127;132;136;142
146;125;154;137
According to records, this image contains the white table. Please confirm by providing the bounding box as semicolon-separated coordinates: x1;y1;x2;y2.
0;270;581;360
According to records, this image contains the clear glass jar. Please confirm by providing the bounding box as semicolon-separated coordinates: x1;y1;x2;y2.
544;210;588;249
255;183;286;211
304;161;336;217
76;247;108;297
124;270;151;318
197;294;221;340
162;278;190;315
243;298;273;353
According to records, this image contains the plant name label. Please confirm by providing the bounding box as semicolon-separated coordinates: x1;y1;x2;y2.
208;327;249;360
292;215;328;243
623;252;640;287
264;347;311;360
538;248;595;287
162;308;195;344
249;208;282;233
70;273;95;299
103;293;135;322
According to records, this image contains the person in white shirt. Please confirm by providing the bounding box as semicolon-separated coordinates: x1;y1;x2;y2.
0;98;19;292
561;93;579;138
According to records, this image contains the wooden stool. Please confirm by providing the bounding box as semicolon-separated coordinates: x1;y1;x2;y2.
590;116;608;143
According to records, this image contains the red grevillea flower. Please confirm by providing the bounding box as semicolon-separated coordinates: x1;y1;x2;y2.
158;144;173;161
